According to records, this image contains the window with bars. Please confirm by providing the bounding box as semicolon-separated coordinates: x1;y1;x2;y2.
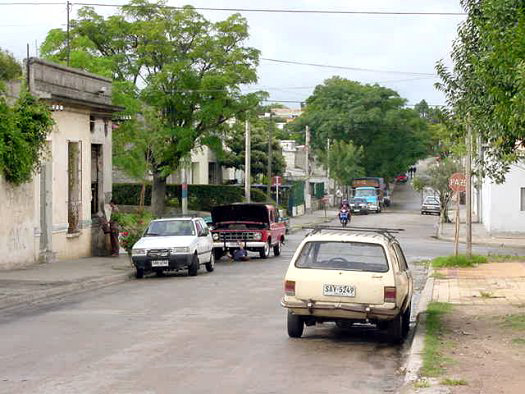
68;141;82;233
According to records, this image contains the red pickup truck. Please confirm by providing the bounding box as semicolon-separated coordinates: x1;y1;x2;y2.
210;203;286;260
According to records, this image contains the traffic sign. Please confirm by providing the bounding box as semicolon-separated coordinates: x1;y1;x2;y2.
272;176;282;186
449;172;466;192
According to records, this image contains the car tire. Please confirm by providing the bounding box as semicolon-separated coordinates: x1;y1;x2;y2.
259;241;270;259
402;304;411;337
213;249;224;261
135;268;144;279
387;314;403;344
287;311;304;338
188;254;199;277
205;252;215;272
273;240;282;257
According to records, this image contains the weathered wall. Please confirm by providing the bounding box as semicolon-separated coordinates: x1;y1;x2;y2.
0;176;38;269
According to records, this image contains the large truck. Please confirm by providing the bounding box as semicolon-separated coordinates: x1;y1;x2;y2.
351;177;389;212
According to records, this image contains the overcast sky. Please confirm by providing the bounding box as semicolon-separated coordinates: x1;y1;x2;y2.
0;0;465;108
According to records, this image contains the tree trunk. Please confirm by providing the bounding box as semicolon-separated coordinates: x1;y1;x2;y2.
151;171;167;217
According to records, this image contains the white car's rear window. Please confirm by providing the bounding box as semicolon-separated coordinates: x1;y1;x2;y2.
145;220;195;236
295;241;389;273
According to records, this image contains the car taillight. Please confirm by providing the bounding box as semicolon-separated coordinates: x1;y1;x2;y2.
284;280;296;296
384;286;396;303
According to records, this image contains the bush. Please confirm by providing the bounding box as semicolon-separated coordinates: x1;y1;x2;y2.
250;188;268;202
431;254;488;268
112;211;154;254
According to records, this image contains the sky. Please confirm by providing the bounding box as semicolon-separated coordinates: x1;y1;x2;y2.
0;0;466;108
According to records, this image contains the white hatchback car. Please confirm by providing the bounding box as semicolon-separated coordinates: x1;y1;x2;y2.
281;226;413;343
131;217;214;279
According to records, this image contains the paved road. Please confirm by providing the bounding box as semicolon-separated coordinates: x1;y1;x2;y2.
1;183;524;394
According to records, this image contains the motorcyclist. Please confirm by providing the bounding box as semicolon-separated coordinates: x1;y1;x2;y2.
340;198;350;210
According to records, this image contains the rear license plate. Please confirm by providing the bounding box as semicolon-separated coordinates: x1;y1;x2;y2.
151;260;169;267
323;284;356;297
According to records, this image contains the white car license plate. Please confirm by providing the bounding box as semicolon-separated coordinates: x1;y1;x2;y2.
151;260;169;267
323;284;356;297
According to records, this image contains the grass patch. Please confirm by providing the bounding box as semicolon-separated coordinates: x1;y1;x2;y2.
413;259;431;267
431;272;447;279
479;291;495;298
487;254;525;262
512;338;525;345
441;378;468;386
421;302;453;377
413;380;430;389
503;314;525;330
431;254;488;268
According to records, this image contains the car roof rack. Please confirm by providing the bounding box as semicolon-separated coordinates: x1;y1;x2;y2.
302;225;404;241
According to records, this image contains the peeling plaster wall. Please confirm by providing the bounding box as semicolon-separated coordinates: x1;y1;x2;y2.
0;176;39;269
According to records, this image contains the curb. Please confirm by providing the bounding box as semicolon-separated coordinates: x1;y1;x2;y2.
400;267;435;391
289;216;335;234
0;270;134;312
435;233;524;248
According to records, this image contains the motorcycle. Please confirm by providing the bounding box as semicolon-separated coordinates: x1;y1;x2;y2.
339;208;350;227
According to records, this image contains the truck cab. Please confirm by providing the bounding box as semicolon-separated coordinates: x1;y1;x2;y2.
354;187;381;213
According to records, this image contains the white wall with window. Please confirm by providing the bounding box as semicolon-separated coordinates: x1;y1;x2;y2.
480;162;525;234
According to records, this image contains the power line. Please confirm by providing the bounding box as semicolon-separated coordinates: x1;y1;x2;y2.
260;58;436;76
72;3;465;16
0;2;62;5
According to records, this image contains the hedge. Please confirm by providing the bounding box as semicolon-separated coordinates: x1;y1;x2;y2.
112;183;271;212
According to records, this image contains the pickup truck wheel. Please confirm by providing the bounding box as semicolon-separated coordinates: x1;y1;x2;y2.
188;254;199;276
259;241;270;259
387;314;403;344
135;268;144;279
273;240;282;257
287;311;304;338
213;249;223;261
205;253;215;272
402;304;411;337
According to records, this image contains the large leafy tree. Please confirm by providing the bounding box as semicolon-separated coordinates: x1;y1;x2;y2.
436;0;525;182
220;116;286;181
327;140;365;186
0;48;21;84
40;0;262;215
289;77;431;181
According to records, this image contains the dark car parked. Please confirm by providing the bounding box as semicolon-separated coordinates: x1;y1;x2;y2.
349;198;369;215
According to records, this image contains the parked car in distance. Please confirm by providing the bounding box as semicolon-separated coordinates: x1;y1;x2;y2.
211;203;286;260
349;198;369;215
281;226;413;343
421;196;441;215
131;217;214;279
395;174;408;183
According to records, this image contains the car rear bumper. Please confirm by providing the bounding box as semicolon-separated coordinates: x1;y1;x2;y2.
131;254;193;271
281;298;399;320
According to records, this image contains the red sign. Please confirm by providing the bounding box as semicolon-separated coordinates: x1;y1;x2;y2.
272;176;282;186
449;173;466;192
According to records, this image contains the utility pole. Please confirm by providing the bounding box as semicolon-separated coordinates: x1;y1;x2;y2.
305;125;311;211
66;1;71;66
181;164;188;215
326;137;331;193
245;119;251;203
266;112;273;200
466;121;473;256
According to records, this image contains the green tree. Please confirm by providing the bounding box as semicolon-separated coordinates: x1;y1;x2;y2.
289;77;431;181
0;48;21;84
40;0;262;215
436;0;525;182
220;116;286;181
327;140;365;186
413;158;462;223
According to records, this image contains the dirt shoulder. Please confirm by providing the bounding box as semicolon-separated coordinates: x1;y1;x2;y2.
435;304;525;394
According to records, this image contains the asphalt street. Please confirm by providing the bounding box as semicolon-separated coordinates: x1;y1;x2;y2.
1;183;524;394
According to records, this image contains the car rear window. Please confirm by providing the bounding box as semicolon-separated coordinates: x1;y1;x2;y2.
295;241;389;273
145;220;195;236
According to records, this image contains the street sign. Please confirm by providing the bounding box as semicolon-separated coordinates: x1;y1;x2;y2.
272;176;282;186
449;172;466;192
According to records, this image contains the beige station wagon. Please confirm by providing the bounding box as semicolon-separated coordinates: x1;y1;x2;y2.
281;226;413;343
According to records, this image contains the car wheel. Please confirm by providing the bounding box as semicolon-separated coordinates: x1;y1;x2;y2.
213;249;223;261
188;254;199;276
402;304;411;337
273;240;282;257
259;241;270;259
135;268;144;279
287;311;304;338
205;252;215;272
387;314;403;344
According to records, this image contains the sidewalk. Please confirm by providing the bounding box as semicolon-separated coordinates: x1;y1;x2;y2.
0;256;134;311
402;261;525;393
0;209;334;311
438;220;525;248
